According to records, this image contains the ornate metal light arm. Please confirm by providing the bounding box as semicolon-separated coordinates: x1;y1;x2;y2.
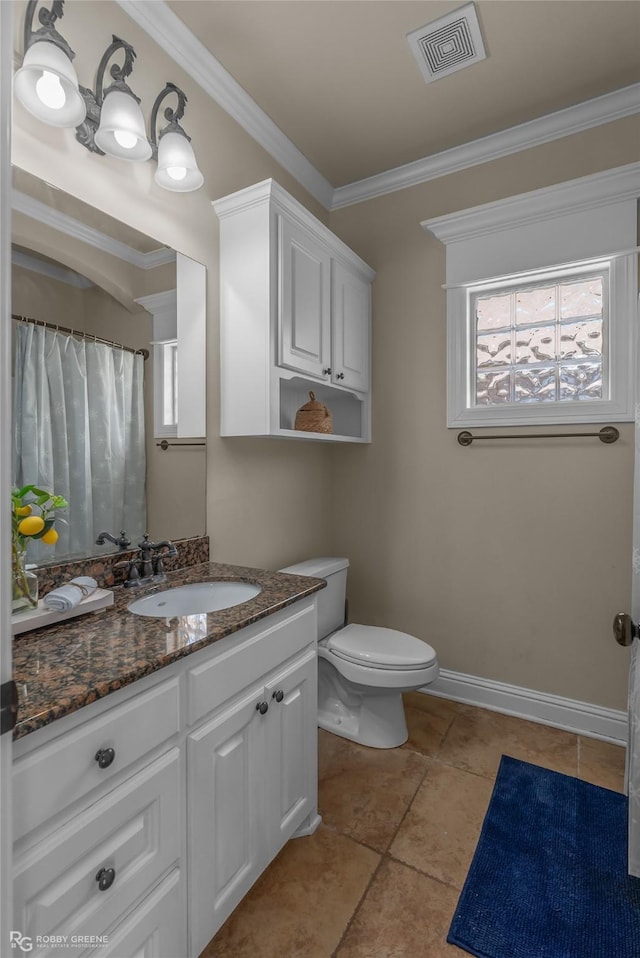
76;35;140;155
23;0;75;63
149;82;191;160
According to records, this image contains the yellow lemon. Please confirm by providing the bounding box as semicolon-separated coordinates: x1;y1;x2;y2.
41;528;59;545
17;515;45;536
15;505;32;516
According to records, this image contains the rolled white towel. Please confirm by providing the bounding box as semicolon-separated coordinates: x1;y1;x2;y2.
43;576;98;612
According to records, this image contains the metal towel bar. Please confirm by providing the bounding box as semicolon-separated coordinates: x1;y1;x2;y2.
156;440;206;451
457;426;620;446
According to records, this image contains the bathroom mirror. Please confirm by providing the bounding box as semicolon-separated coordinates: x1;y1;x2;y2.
11;167;207;565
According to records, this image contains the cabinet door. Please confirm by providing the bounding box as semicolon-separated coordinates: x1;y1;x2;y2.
332;261;371;393
187;685;266;958
264;648;317;855
278;215;332;379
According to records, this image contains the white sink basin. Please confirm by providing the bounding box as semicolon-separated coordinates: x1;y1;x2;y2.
128;581;262;617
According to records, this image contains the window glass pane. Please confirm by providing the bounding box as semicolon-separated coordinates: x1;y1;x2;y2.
558;362;602;400
476;293;511;331
162;341;178;426
516;287;556;325
476;369;511;404
560;278;602;319
559;319;602;360
515;326;556;365
471;267;608;411
514;366;556;402
477;331;511;368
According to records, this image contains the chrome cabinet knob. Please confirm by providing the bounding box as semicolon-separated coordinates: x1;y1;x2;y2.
272;690;284;703
256;701;269;715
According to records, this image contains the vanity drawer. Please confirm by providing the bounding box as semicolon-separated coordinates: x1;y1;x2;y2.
85;868;183;958
13;749;181;958
13;677;180;841
186;598;316;725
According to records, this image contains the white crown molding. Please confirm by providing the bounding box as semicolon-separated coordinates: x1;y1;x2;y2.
422;161;640;243
12;248;93;288
422;668;627;744
116;1;639;213
12;190;175;269
332;84;640;210
115;0;335;211
213;178;375;279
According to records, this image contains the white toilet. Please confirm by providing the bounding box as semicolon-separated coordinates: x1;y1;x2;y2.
279;557;439;748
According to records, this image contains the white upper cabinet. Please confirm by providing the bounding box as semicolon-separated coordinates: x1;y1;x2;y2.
278;216;332;379
213;179;375;442
331;260;371;394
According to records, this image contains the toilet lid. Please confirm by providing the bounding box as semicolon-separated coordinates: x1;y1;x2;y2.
325;624;437;670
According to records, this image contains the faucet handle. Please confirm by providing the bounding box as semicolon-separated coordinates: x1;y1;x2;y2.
114;558;141;586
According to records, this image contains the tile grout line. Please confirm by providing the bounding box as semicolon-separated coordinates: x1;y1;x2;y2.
331;716;458;957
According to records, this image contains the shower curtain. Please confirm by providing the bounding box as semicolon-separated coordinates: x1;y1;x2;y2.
13;322;146;561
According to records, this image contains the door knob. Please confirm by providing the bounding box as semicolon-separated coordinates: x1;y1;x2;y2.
613;612;638;647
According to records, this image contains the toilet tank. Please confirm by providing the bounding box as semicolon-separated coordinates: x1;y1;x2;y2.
279;557;349;640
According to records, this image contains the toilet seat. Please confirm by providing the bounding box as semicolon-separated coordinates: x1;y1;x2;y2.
325;624;436;671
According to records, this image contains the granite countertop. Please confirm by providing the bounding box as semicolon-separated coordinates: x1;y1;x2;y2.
12;561;325;741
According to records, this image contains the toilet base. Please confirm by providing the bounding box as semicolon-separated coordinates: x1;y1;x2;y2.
317;659;409;748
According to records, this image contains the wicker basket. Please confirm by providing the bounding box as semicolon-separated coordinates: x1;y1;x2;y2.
294;391;333;434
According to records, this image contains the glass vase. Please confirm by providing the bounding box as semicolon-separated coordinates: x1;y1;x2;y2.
12;543;39;614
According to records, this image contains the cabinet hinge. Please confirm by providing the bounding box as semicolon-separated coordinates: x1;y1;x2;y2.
0;679;18;735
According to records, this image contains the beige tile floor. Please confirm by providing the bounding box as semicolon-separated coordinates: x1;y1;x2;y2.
202;692;626;958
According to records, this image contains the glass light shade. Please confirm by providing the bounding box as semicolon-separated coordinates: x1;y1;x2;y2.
94;89;152;161
14;40;86;128
155;131;204;192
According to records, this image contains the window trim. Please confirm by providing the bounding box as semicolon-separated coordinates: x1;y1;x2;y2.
422;164;640;429
447;254;636;427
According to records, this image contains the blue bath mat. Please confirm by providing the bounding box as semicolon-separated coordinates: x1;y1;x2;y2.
448;755;640;958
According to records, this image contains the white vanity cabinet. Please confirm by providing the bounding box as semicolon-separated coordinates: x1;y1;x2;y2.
12;596;319;958
12;678;183;958
213;179;375;442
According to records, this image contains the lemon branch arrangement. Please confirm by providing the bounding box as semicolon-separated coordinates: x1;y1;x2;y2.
12;484;68;610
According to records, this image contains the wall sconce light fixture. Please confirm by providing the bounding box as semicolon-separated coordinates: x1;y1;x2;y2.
76;34;151;161
14;0;87;128
14;0;203;192
150;83;204;192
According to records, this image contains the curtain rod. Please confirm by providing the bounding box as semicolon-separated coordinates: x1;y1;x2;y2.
12;314;150;360
457;426;620;446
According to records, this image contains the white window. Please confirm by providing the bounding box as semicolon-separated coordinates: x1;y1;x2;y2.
155;339;178;437
423;164;639;428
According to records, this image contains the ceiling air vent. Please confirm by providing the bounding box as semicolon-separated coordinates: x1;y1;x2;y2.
406;2;487;84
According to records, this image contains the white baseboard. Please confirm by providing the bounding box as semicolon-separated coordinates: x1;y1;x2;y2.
420;668;627;745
